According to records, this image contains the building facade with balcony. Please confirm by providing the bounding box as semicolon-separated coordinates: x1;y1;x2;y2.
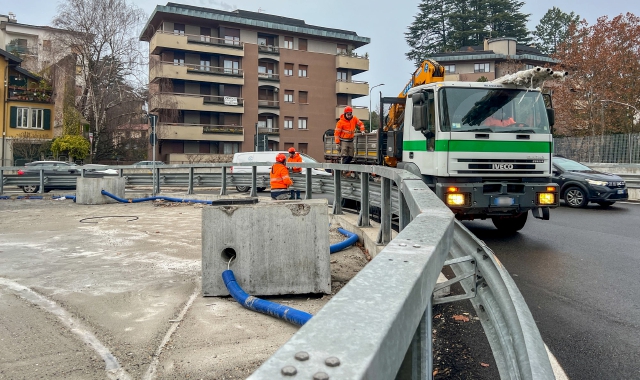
140;2;370;163
430;37;556;82
1;48;55;166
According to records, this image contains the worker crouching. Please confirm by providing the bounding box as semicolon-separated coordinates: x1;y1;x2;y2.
270;153;294;200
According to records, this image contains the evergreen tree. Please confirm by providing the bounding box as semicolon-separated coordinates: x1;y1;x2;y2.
534;7;580;54
405;0;455;64
485;0;531;44
448;0;487;48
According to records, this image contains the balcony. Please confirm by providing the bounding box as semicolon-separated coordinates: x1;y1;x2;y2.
336;80;369;98
150;62;244;85
158;123;244;142
336;53;369;75
7;86;53;103
258;72;280;82
335;105;369;120
257;127;279;135
258;45;279;55
149;31;244;57
258;100;279;108
150;92;244;113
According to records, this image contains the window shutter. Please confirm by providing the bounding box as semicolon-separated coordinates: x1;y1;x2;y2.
9;107;17;128
43;109;51;130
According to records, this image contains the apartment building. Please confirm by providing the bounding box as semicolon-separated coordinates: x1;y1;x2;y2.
430;37;557;81
140;3;370;163
1;48;55;166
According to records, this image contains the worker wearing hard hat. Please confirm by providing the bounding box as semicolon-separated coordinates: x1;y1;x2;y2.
334;106;365;165
286;147;303;173
270;153;293;200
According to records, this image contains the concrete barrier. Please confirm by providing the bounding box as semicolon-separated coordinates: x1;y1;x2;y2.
202;199;331;296
76;177;125;205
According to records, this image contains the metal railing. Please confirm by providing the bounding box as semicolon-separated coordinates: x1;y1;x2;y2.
154;30;244;48
0;162;554;379
155;92;244;106
554;133;640;164
157;61;244;76
157;123;244;135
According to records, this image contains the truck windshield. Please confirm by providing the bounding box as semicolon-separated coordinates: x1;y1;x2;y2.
439;88;550;134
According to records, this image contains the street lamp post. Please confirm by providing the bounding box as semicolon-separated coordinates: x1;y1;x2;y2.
598;99;638;163
369;83;385;132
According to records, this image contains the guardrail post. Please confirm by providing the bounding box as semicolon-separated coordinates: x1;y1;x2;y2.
396;301;432;379
304;168;312;199
220;166;228;195
358;173;370;227
119;168;124;177
154;167;161;194
39;169;44;194
250;166;257;198
188;167;194;195
333;171;343;215
0;169;3;194
376;177;391;244
399;184;410;231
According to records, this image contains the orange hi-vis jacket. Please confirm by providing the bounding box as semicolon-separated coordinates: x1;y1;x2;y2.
270;162;293;189
334;114;365;144
287;153;303;173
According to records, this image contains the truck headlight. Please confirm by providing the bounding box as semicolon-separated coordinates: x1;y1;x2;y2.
537;192;556;205
446;193;466;206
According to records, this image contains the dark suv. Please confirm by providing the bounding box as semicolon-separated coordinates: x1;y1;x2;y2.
552;157;628;207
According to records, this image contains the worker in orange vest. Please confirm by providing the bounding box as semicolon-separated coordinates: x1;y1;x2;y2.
334;106;365;165
286;147;303;173
270;153;293;200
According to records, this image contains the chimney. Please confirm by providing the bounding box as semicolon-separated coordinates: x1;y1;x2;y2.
483;37;489;51
8;12;16;22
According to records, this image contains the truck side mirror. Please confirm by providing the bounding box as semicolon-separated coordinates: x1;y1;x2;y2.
547;108;555;127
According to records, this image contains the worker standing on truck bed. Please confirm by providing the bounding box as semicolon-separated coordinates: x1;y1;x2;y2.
334;106;365;165
270;153;293;200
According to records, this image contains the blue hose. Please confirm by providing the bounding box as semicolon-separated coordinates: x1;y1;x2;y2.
222;270;312;326
330;228;359;253
101;190;213;204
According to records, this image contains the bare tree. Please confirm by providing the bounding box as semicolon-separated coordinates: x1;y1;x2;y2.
9;132;50;163
52;0;147;162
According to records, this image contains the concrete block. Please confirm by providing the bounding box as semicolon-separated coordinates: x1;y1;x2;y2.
76;177;125;205
202;199;331;296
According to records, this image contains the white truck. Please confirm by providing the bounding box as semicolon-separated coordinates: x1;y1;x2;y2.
325;65;565;232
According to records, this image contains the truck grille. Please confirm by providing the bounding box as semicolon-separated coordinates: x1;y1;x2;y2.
453;158;545;175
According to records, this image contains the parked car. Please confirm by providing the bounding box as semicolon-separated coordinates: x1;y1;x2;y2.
230;151;330;192
552;157;628;207
16;162;118;193
16;161;79;193
133;161;165;167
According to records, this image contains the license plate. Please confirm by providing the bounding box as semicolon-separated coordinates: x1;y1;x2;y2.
493;197;515;206
617;189;625;194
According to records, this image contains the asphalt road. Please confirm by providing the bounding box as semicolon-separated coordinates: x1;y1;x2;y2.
464;202;640;380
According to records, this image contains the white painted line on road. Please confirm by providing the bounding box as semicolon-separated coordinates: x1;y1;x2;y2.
546;344;569;380
0;277;132;380
142;282;201;380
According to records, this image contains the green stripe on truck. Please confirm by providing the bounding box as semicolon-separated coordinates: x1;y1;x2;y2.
404;140;551;153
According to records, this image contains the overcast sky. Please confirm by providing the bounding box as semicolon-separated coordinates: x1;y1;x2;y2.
2;0;638;109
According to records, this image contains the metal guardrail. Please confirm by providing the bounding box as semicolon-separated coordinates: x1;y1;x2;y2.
0;162;554;379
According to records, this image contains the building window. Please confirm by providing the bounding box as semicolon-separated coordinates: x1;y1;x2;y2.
337;44;348;55
174;23;185;35
299;91;308;104
200;58;211;71
444;64;456;73
284;90;294;103
225;28;240;46
16;108;29;128
299;38;307;51
298;117;308;130
284;63;293;76
337;69;348;81
284;36;293;49
200;27;211;42
474;63;490;73
298;64;308;77
174;52;185;66
284;117;294;129
224;60;239;74
298;143;308;154
43;39;51;51
222;142;240;154
31;109;44;129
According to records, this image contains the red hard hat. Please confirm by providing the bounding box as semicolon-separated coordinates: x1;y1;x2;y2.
344;106;353;113
288;147;296;153
276;153;287;163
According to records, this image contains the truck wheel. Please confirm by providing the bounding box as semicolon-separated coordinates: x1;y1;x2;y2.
236;186;250;192
491;212;528;233
257;187;267;192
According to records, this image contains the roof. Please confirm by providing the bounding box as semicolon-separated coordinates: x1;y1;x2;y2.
0;47;22;64
140;2;370;47
14;66;41;81
430;41;553;63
